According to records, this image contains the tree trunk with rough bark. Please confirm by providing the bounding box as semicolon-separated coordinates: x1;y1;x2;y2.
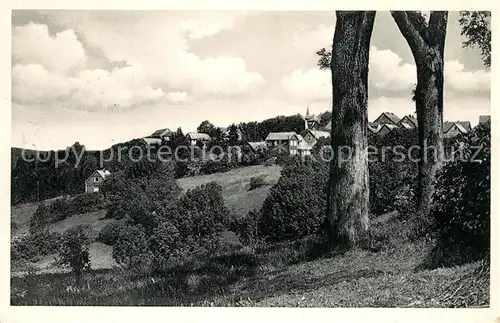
391;11;447;218
325;11;376;246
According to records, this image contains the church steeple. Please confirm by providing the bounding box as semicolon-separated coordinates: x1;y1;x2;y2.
305;107;310;119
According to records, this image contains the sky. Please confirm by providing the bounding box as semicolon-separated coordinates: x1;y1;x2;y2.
11;10;490;150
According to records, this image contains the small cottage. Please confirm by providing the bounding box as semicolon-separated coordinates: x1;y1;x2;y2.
398;115;418;129
85;169;111;193
303;129;330;145
150;128;173;142
186;132;211;147
265;132;300;156
443;122;468;138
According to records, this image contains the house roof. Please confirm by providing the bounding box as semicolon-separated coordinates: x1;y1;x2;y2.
398;115;418;128
380;124;399;131
265;132;298;141
151;128;172;137
308;130;330;139
368;124;381;133
187;132;211;140
323;120;332;131
479;115;491;124
88;169;111;181
142;137;163;146
444;121;470;133
247;141;267;152
400;122;415;130
374;112;401;125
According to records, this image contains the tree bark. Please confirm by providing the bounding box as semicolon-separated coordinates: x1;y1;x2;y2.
391;11;447;218
325;11;376;246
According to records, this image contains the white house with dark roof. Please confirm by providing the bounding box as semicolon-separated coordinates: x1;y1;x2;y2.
186;132;212;146
303;129;330;145
85;169;111;193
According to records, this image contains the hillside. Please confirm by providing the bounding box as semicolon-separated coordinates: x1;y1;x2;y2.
11;164;283;274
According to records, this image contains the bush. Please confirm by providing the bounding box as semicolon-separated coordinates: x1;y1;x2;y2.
368;128;419;216
263;157;276;166
259;157;328;242
58;225;92;284
234;209;261;245
248;175;267;191
97;221;127;246
112;224;152;272
430;122;490;267
11;231;62;262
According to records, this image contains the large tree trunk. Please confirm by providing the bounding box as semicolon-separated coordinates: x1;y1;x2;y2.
391;11;447;218
325;11;376;246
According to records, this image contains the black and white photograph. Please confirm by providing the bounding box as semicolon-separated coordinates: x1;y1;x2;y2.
5;6;494;314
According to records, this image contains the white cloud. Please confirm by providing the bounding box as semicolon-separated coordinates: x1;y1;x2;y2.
166;91;189;104
12;63;165;110
280;68;331;102
13;23;85;73
179;12;243;39
445;60;490;93
369;46;416;91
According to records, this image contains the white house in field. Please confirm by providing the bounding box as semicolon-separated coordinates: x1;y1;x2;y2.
85;169;111;193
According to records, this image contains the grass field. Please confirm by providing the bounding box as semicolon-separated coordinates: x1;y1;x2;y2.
10;237;489;307
178;164;282;217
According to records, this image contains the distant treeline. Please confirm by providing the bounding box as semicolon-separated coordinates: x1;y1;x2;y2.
11;112;331;206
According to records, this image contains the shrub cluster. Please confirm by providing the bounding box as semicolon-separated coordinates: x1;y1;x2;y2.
104;182;233;272
258;157;328;242
11;231;62;262
430;122;490;267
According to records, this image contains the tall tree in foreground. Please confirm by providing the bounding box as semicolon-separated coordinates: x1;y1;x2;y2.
325;11;376;246
391;11;448;218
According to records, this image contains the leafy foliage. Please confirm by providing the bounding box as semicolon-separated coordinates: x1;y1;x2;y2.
459;11;491;67
112;224;152;272
431;122;490;266
58;225;92;282
259;157;329;241
11;231;62;262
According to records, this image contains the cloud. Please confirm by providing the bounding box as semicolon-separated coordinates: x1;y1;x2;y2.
280;45;490;102
13;22;86;73
12;63;165;110
43;12;265;98
445;60;490;93
166;91;189;104
280;68;331;102
369;46;416;91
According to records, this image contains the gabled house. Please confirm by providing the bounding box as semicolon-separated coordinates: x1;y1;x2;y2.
265;132;300;156
443;122;469;138
479;115;491;125
377;124;399;137
85;169;111;193
150;128;173;142
244;141;268;154
141;137;163;147
373;112;401;126
297;134;314;157
323;120;332;132
186;132;211;147
398;115;418;129
303;129;330;145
